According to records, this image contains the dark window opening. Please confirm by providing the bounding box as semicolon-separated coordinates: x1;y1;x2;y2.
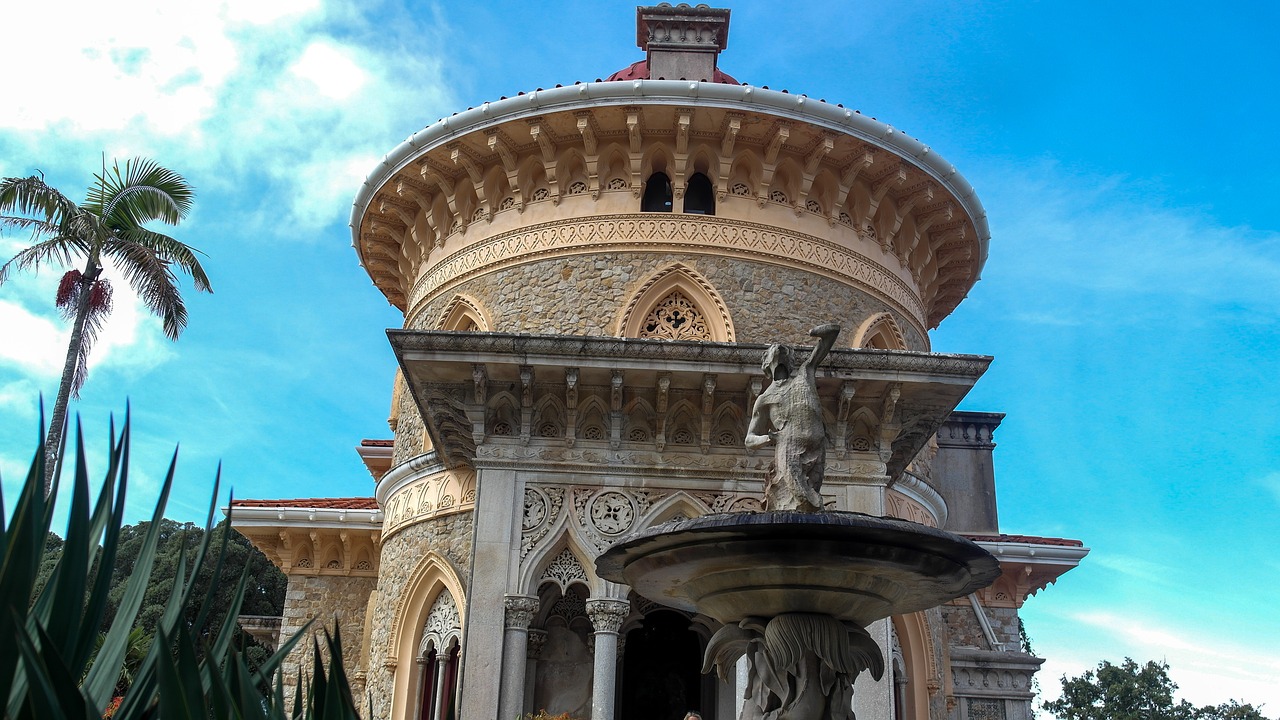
642;172;673;212
682;172;715;215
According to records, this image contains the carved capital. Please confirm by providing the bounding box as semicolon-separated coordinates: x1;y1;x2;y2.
504;595;540;629
585;599;630;634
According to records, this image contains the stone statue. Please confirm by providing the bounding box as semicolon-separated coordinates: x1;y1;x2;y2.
745;324;840;512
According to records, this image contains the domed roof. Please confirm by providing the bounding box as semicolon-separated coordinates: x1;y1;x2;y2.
607;59;740;84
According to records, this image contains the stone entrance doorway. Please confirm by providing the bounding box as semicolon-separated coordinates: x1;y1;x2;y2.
620;609;708;720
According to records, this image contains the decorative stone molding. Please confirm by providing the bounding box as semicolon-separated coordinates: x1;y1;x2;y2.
539;548;589;594
853;311;908;350
379;465;476;541
437;294;491;331
409;214;927;335
503;595;540;630
585;599;630;634
421;591;462;654
886;490;938;528
616;263;735;342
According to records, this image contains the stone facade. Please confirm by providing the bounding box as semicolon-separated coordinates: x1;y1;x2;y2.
280;574;379;702
364;511;473;720
231;6;1087;720
410;251;927;350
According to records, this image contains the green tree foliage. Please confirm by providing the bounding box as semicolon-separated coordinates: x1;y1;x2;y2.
1045;658;1273;720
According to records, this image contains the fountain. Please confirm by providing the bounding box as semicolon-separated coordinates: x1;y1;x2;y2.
596;326;1000;720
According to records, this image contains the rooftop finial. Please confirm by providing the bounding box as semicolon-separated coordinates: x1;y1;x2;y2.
636;4;731;82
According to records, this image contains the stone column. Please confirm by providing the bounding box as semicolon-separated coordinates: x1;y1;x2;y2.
525;629;548;714
431;653;449;720
500;595;540;720
586;599;630;720
460;468;522;720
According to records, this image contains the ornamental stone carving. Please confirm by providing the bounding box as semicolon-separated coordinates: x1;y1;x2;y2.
639;290;712;341
585;599;630;634
503;595;540;629
589;491;635;535
420;591;462;655
523;488;549;530
540;548;588;593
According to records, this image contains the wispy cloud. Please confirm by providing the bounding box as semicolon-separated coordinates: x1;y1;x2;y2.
1;0;455;232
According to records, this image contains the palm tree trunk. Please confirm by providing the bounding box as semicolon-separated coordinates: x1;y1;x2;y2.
44;257;101;496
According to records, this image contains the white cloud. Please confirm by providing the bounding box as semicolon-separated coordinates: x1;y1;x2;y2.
1;0;455;232
978;161;1280;320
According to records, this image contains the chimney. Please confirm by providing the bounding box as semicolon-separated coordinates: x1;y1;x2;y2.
637;4;731;83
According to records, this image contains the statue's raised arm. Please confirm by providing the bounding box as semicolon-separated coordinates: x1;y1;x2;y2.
801;323;841;381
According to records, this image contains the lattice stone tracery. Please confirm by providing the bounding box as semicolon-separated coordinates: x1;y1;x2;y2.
639;290;711;341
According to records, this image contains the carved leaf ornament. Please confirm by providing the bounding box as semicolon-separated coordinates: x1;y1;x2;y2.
640;290;711;341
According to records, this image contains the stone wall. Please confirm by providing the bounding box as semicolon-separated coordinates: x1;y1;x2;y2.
364;511;474;720
940;605;1024;652
393;389;427;466
407;252;926;350
280;574;379;709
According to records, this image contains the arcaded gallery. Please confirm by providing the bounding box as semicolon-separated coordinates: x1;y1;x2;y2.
230;6;1088;720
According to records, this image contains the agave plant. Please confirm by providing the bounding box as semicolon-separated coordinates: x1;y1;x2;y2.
0;414;362;719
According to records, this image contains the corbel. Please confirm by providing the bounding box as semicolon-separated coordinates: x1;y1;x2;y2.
420;162;466;235
625;107;644;195
655;373;671;452
472;364;488;405
764;122;790;165
450;143;490;222
877;383;902;463
699;374;717;454
720;113;743;157
887;182;935;256
675;107;693;156
575;112;601;199
527;120;559;203
520;366;534;445
340;530;352;574
747;376;763;415
487;131;525;212
835;380;856;458
610;370;624;449
565;368;579;448
868;163;907;218
798;133;836;217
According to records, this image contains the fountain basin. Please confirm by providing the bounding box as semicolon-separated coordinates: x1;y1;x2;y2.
596;511;1000;627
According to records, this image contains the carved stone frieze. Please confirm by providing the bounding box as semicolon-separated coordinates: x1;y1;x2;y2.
408;215;928;332
382;467;476;540
420;591;462;654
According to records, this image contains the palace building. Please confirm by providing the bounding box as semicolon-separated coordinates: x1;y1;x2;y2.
230;6;1087;720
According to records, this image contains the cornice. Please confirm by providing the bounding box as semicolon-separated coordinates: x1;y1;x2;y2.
350;81;989;274
227;505;383;530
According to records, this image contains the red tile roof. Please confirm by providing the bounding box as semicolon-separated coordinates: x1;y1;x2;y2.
607;59;740;84
964;533;1084;547
231;498;379;510
360;439;394;447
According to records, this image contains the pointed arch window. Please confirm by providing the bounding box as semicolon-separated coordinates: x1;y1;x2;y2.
682;172;715;215
641;172;673;212
640;290;711;341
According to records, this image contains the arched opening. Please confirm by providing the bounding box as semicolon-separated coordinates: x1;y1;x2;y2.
416;639;461;720
641;172;673;212
682;172;715;215
532;583;594;717
620;608;708;720
617;264;735;343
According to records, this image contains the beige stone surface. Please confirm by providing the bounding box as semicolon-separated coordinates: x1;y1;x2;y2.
280;574;379;708
364;511;473;719
407;252;926;350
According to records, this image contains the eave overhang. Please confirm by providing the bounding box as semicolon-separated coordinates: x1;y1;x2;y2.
389;330;991;481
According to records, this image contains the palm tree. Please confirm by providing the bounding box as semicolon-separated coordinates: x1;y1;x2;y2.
0;158;211;493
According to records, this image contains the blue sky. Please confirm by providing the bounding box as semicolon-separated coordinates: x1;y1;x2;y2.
1;0;1277;713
